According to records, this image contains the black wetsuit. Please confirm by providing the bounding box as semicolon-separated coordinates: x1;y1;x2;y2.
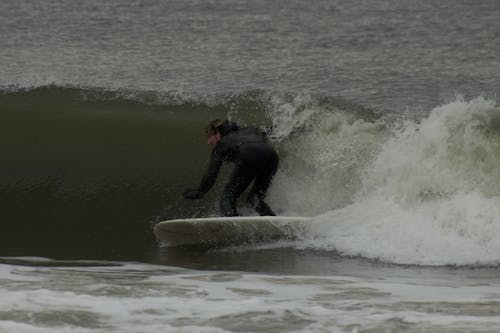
186;122;279;216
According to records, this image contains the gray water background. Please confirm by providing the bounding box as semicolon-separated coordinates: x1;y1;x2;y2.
2;0;499;112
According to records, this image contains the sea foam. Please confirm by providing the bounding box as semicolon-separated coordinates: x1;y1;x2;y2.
277;96;500;266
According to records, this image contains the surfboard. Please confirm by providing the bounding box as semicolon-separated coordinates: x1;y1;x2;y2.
153;216;310;248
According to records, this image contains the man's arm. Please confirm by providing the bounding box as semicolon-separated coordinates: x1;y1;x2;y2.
183;147;223;199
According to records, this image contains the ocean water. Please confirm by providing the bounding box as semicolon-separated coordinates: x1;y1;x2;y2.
1;0;500;332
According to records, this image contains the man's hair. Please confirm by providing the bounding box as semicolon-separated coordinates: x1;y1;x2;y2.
206;119;225;136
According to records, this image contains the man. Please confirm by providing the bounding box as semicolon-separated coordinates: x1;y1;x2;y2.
183;119;279;216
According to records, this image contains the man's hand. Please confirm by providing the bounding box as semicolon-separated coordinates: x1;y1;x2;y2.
183;189;203;199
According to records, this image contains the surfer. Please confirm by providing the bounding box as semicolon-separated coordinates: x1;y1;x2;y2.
183;119;279;217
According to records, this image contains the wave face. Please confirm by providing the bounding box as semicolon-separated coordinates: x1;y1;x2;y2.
2;85;500;266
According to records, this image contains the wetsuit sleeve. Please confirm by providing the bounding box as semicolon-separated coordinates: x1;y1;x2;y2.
198;147;223;195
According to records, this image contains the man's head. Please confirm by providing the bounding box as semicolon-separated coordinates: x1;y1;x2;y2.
206;119;224;146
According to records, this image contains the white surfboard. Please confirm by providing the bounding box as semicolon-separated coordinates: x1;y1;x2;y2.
153;216;310;248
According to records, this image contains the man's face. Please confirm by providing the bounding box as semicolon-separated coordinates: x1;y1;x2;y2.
207;132;221;146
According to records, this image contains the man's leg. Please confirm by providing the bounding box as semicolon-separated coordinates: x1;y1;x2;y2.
246;156;278;216
220;166;254;216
